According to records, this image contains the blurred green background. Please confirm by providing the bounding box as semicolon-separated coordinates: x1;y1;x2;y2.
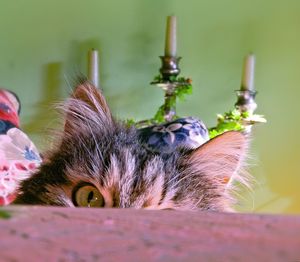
0;0;299;213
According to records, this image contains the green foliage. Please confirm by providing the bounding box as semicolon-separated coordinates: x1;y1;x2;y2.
124;118;136;127
152;75;193;123
153;104;166;123
127;74;266;133
209;109;266;138
174;79;193;100
0;209;11;219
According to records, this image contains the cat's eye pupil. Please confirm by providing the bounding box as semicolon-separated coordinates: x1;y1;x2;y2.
87;191;94;203
73;185;104;208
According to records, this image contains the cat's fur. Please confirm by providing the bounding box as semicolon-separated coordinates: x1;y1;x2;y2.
14;80;249;211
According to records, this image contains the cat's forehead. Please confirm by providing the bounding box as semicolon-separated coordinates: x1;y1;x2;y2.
61;123;164;174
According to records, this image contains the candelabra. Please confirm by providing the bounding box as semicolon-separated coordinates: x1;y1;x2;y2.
87;16;264;134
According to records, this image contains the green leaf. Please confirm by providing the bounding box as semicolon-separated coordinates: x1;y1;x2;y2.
124;118;136;127
241;111;250;118
154;105;166;123
0;209;11;219
169;75;177;82
209;129;221;139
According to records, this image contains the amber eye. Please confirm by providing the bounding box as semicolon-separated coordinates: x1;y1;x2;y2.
73;185;104;208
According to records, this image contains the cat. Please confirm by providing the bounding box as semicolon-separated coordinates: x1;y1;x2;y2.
13;79;249;211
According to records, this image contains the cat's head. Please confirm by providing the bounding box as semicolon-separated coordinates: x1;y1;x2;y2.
14;80;249;211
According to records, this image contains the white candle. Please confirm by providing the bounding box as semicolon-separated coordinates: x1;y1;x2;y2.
164;16;177;57
241;54;255;91
88;49;99;88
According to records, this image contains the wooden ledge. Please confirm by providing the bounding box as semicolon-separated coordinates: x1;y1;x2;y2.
0;206;300;261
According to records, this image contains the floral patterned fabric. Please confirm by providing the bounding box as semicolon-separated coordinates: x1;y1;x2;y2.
0;89;41;205
138;117;209;153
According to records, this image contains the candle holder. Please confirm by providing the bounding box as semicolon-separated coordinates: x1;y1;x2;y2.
159;56;181;81
133;15;192;126
208;54;266;138
235;89;257;114
150;55;191;122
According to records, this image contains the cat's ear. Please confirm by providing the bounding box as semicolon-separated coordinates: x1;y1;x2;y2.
185;131;248;186
72;80;111;117
64;79;113;134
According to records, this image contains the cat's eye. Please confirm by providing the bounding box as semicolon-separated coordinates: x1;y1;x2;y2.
73;185;104;208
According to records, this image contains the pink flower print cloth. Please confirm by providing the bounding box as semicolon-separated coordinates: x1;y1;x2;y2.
0;89;41;205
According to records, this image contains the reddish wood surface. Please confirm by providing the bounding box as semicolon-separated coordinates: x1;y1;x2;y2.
0;206;300;262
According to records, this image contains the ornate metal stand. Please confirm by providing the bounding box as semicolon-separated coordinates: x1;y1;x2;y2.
234;85;265;137
235;90;257;114
135;17;264;135
151;56;189;122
